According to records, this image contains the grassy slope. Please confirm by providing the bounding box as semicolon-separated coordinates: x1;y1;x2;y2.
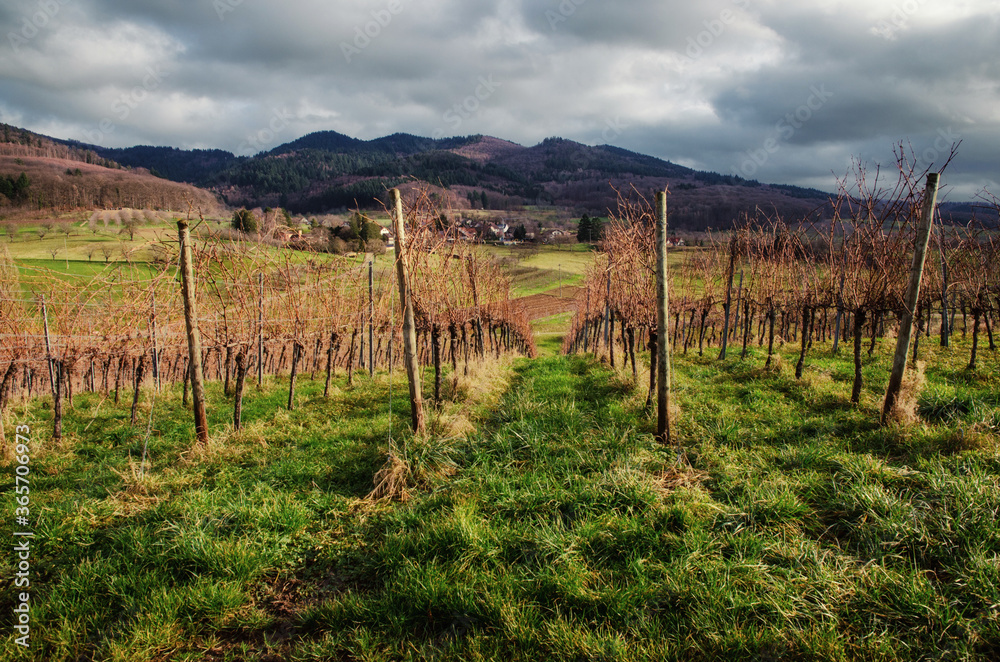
532;312;575;357
487;244;597;298
1;335;997;660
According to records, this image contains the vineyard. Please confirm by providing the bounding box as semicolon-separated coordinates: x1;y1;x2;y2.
1;167;999;660
0;190;535;444
566;161;999;423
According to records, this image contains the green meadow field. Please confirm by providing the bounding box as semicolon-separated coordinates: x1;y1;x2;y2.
1;230;998;661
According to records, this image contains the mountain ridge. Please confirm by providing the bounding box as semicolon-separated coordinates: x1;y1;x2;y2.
3;123;854;228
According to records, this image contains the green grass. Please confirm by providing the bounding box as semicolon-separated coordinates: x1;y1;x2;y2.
1;337;998;660
3;221;184;262
531;312;574;357
486;244;598;297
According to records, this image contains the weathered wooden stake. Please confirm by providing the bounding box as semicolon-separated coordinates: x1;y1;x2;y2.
655;190;672;445
732;270;743;342
41;296;55;395
603;270;611;352
150;291;160;390
882;173;939;424
130;352;146;427
233;351;247;430
719;237;737;360
287;342;301;410
369;260;375;377
177;219;209;444
391;189;426;434
938;228;950;347
40;296;62;440
832;274;845;354
257;272;264;388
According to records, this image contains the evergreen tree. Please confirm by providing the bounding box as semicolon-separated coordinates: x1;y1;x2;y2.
231;208;258;233
361;216;382;241
346;211;364;240
576;214;603;243
577;214;592;242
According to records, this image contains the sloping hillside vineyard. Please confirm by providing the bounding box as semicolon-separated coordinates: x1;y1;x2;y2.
0;191;535;440
566;164;998;410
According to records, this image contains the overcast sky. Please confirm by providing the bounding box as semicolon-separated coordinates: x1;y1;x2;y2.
2;0;998;198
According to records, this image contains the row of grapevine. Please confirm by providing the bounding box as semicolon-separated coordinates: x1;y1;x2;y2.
0;191;535;440
567;161;998;412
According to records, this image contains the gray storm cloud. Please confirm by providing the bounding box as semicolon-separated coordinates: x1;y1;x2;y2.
1;0;997;197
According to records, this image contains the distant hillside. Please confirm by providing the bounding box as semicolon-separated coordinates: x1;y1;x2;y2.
34;125;840;228
0;124;223;213
0;153;222;213
0;123;119;169
77;144;238;186
200;133;834;227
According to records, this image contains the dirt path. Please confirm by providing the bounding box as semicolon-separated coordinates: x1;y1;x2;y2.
510;286;581;321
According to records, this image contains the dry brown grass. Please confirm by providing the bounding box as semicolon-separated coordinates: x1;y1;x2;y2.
886;360;927;426
655;463;710;493
430;355;513;439
367;357;513;503
105;457;177;517
942;424;999;453
180;421;270;467
367;451;413;502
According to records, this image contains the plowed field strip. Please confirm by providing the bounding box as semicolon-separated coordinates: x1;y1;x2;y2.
511;287;581;320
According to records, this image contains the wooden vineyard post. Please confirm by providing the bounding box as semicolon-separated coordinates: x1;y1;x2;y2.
603;270;611;352
41;296;62;441
391;189;426;435
832;274;845;354
369;260;375;377
150;291;160;391
938;228;950;347
719;236;736;360
257;272;264;388
882;173;940;425
655;190;672;445
732;270;743;345
233;351;247;430
41;296;55;396
177;219;209;444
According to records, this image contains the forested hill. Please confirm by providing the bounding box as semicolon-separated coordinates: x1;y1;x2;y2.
0;123;120;169
22;124;841;228
0;124;222;212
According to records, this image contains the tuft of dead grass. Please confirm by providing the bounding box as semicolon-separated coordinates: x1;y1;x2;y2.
655;463;710;494
106;457;169;517
886;361;927;426
367;452;413;502
942;424;999;453
428;355;514;440
180;424;267;466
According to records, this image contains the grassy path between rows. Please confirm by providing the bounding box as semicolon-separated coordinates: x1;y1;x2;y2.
2;348;999;660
